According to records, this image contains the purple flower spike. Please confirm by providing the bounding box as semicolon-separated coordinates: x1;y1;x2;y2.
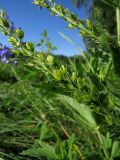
0;45;18;65
0;46;13;64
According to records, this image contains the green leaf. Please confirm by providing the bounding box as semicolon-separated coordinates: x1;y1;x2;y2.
0;17;9;27
98;61;111;81
111;141;120;157
12;49;21;55
60;95;98;131
42;30;48;38
21;141;58;160
53;69;63;81
104;132;112;149
40;124;53;140
8;37;19;47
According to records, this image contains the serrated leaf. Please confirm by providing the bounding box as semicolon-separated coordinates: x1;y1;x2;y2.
21;141;58;160
40;124;53;140
59;95;98;131
111;141;120;157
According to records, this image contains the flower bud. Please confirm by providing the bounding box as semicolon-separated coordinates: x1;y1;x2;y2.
46;55;54;65
16;29;24;39
26;42;34;52
68;23;74;29
53;69;63;81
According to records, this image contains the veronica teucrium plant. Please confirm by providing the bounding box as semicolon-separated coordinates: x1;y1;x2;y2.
0;1;120;160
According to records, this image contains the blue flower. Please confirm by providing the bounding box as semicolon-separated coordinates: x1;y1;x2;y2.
0;46;13;64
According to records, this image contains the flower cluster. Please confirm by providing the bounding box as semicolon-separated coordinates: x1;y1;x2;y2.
0;46;16;64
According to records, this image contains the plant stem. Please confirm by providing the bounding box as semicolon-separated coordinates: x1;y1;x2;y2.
59;122;84;160
97;131;110;160
116;7;120;46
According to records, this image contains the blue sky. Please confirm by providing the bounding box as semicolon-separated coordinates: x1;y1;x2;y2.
0;0;89;56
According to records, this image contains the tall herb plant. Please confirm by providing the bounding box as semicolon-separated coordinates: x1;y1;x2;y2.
0;0;120;159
